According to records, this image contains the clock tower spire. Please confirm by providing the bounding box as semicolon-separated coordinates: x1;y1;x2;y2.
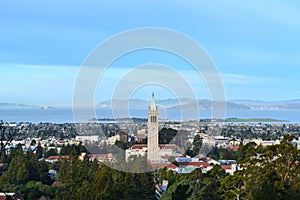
147;92;159;161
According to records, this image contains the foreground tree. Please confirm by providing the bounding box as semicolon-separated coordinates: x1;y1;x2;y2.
0;121;18;158
162;135;300;200
220;135;300;199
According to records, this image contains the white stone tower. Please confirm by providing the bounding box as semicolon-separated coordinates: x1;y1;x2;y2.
147;92;159;161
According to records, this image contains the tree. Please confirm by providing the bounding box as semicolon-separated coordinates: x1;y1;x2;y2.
35;143;43;160
186;135;203;157
197;165;226;200
159;128;177;144
224;135;300;199
16;163;30;184
161;179;193;200
7;146;25;183
44;148;58;158
30;139;37;146
220;171;245;200
0;121;17;158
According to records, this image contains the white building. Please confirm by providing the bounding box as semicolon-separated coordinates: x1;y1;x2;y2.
75;135;99;143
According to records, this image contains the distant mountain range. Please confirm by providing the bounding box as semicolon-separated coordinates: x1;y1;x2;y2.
97;99;300;111
0;103;37;108
0;103;56;109
2;99;300;110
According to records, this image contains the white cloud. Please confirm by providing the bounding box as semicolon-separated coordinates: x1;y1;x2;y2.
222;73;268;85
13;63;79;71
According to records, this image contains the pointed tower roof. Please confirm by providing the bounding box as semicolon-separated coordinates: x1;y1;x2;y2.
150;92;157;111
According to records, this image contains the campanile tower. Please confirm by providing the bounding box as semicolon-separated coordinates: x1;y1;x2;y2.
147;92;159;161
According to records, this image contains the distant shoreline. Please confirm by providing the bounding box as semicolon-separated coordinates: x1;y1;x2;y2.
1;108;298;124
88;117;288;123
224;117;288;123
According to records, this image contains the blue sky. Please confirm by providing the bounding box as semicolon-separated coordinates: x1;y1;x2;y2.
0;0;300;106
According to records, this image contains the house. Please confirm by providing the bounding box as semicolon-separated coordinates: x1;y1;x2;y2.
75;135;99;143
137;129;146;142
150;162;177;171
125;144;180;162
45;156;69;163
79;153;115;162
175;156;211;174
221;164;239;175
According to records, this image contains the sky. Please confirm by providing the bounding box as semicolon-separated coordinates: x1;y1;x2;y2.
1;0;300;106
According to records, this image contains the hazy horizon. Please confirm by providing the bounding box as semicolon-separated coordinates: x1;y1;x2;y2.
2;97;300;108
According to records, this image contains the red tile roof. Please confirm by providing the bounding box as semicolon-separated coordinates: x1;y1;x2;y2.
45;156;69;161
151;163;177;170
161;155;170;160
131;144;147;149
229;145;239;151
221;165;232;170
178;161;209;168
